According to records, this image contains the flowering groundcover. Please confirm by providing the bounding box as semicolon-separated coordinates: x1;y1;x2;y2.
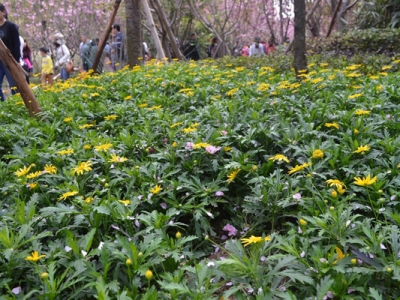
0;58;400;299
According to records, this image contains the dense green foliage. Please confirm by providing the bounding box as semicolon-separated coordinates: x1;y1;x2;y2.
308;28;400;56
0;56;400;299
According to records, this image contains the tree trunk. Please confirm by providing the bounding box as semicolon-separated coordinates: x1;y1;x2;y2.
293;0;307;77
285;0;322;54
92;0;122;73
125;0;142;66
152;0;186;60
142;0;165;61
336;0;350;31
326;0;343;38
279;0;284;43
0;40;42;117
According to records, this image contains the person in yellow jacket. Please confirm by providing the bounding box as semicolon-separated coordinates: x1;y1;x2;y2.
39;47;54;86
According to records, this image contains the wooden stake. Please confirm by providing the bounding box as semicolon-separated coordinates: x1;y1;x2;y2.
91;0;122;74
0;39;42;117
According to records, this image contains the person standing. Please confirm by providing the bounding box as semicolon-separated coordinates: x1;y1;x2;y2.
53;33;71;81
0;3;20;101
22;39;33;81
39;47;53;86
249;36;265;57
111;24;124;71
183;33;200;61
80;34;90;71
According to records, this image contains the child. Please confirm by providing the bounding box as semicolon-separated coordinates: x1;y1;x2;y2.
39;47;54;86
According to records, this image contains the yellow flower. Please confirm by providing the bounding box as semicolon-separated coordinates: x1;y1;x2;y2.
241;235;263;247
337;185;346;195
227;169;240;184
170;122;183;128
354;129;359;134
326;179;346;189
398;163;400;168
40;272;49;279
331;190;338;197
299;219;307;226
224;146;232;152
269;154;290;163
150;184;162;194
108;153;128;163
104;115;118;121
119;200;131;206
14;164;35;177
85;197;94;204
83;144;91;150
72;161;93;175
354;174;377;187
64;117;72;122
334;247;345;263
325;122;339;129
58;190;79;201
138;103;148;108
353;145;370;154
226;88;239;97
44;164;57;174
288;162;312;175
182;127;197;134
26;171;43;179
25;251;46;262
27;183;38;189
124;95;132;100
264;236;271;242
348;93;363;99
78;124;95;129
145;270;153;280
126;259;132;266
94;143;113;152
172;142;178;147
193;142;211;149
57;148;74;155
176;231;182;239
312;149;324;159
355;110;371;115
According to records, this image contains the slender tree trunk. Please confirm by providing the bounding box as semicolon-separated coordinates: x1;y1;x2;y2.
125;0;142;66
152;0;186;60
326;0;343;38
285;0;322;54
143;0;165;60
0;40;41;117
293;0;307;77
92;0;122;73
279;0;284;43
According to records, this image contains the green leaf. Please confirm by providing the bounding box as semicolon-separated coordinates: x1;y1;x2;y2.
316;276;334;300
368;287;383;300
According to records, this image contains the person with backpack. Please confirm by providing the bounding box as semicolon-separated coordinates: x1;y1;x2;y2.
53;33;71;81
0;3;20;101
249;36;265;57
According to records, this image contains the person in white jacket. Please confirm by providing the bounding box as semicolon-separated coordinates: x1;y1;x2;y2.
53;33;71;80
249;36;265;57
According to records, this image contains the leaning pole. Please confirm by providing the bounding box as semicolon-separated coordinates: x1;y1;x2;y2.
0;39;42;117
91;0;122;74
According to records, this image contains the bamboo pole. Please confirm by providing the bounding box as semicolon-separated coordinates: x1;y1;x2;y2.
0;39;42;117
91;0;122;73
